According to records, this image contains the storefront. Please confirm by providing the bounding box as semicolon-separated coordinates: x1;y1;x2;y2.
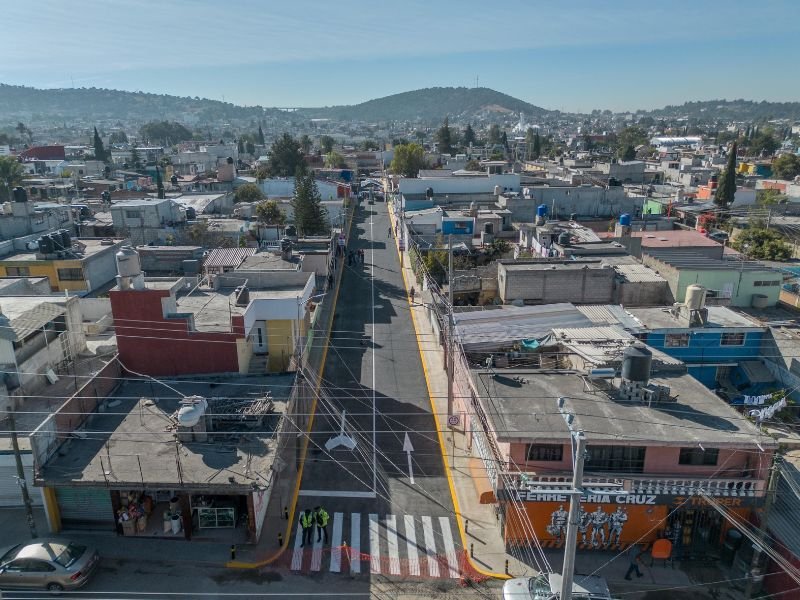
500;489;760;554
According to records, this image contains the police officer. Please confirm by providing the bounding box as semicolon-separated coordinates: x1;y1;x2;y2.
314;505;330;543
300;508;314;547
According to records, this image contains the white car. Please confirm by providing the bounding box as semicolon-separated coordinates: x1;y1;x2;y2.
503;572;613;600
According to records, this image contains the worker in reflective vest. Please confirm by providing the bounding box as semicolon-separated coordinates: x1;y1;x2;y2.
314;506;330;543
300;508;315;547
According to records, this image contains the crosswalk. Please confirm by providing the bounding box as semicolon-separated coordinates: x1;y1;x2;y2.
290;512;462;579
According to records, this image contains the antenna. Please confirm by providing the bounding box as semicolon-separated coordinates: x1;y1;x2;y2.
475;75;479;88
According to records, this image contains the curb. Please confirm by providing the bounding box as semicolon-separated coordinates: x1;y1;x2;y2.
388;202;510;581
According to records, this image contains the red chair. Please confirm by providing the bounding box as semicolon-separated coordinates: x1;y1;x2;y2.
651;538;674;568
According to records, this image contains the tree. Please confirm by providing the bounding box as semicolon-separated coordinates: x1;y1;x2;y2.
257;125;265;146
437;116;453;155
621;145;637;161
254;164;270;181
616;126;649;158
299;134;312;154
772;153;800;180
501;131;508;150
255;200;286;240
362;140;379;151
747;130;779;157
234;182;265;203
129;147;143;172
16;122;31;143
732;227;791;260
0;156;24;201
319;135;335;154
390;143;426;177
292;171;329;236
487;124;502;146
324;151;346;169
237;139;245;154
756;189;788;206
245;141;255;155
464;159;482;171
268;133;306;177
155;166;165;199
93;127;108;162
532;133;541;159
109;130;128;144
714;142;738;209
139;121;193;145
463;123;476;147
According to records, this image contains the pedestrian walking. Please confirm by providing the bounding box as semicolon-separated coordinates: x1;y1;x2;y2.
358;248;365;264
314;506;330;543
410;286;415;303
300;508;314;547
327;273;334;289
624;543;645;580
348;251;354;266
388;226;392;238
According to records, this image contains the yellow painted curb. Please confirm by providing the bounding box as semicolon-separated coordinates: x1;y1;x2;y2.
388;203;510;580
226;207;354;569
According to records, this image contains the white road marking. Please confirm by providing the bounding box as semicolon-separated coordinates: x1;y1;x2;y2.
386;514;401;575
291;522;304;570
299;490;376;498
439;517;460;579
421;516;439;577
350;512;361;574
369;513;381;574
404;514;420;576
330;512;343;573
311;525;323;572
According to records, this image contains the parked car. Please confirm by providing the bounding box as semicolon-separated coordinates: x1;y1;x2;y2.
0;540;99;593
503;572;613;600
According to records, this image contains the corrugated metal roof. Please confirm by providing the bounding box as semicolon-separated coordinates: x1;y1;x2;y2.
768;458;800;557
552;326;633;342
577;305;643;330
8;302;66;341
613;264;667;283
203;247;256;269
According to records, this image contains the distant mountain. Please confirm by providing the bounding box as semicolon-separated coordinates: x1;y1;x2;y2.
642;99;800;122
299;87;552;122
0;84;274;125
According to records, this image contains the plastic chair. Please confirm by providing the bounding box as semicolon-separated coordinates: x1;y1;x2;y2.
651;538;674;568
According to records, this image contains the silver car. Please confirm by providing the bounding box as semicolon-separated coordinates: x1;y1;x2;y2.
503;572;613;600
0;539;99;593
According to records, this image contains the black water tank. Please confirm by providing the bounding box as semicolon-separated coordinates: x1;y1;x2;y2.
185;207;197;220
38;234;55;255
12;187;27;202
59;229;71;250
622;345;652;383
557;231;571;246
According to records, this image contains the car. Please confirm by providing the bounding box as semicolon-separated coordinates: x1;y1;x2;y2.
0;539;100;593
503;572;613;600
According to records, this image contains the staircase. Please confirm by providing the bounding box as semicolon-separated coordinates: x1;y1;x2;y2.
248;354;269;375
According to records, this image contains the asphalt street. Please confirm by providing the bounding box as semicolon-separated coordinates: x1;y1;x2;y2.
295;200;461;576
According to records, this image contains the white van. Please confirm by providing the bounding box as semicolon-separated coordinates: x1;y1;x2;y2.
503;573;613;600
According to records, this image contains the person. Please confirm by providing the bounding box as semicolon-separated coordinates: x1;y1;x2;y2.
410;286;415;303
300;508;314;547
348;250;354;266
327;273;334;289
314;506;330;543
388;226;392;238
624;543;644;580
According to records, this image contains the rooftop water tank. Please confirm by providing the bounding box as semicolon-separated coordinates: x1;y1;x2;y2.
537;204;547;218
557;231;572;246
38;234;55;255
116;246;142;278
58;229;71;251
622;345;652;383
235;285;250;306
177;396;207;428
12;187;27;203
619;213;632;227
685;284;706;310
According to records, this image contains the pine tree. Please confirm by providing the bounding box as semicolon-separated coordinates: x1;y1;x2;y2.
501;131;508;150
714;142;738;209
257;125;265;146
437;116;453;155
155;166;165;199
93;127;108;162
237;139;245;154
532;133;541;159
292;170;329;236
463;123;476;147
524;128;536;160
130;147;142;172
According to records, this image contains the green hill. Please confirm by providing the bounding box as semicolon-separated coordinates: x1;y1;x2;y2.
300;87;551;122
643;99;800;122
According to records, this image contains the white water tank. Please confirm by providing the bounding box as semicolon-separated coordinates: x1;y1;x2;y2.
685;284;706;310
116;246;142;278
177;396;207;428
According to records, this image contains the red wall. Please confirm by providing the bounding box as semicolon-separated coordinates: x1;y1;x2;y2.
110;288;243;376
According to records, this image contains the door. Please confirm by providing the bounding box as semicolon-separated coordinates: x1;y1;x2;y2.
55;488;114;527
253;322;268;354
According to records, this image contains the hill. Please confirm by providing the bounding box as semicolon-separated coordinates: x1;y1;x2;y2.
299;87;552;122
642;99;800;122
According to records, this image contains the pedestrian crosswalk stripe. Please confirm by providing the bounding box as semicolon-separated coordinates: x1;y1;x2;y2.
421;515;439;578
386;514;401;575
311;521;324;571
330;512;343;573
439;516;459;579
369;513;381;574
350;512;361;574
404;514;420;576
291;522;304;570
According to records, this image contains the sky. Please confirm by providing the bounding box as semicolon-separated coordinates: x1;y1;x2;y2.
2;0;799;112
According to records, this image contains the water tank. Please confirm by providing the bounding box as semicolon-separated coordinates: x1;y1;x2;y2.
185;206;197;220
619;213;632;227
570;213;577;222
537;204;547;218
621;345;652;383
751;294;769;309
177;396;207;428
685;284;706;310
12;187;27;203
116;245;142;278
493;185;502;196
38;235;55;255
557;231;572;246
171;175;179;186
235;285;250;306
425;187;434;199
59;229;71;250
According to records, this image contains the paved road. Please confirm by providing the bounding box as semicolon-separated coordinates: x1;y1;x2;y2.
295;200;461;578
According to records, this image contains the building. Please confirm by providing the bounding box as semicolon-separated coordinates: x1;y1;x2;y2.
0;238;127;293
30;370;292;543
641;250;781;307
497;185;639;221
599;229;726;260
611;263;669;306
109;198;187;245
0;191;74;241
497;260;615;305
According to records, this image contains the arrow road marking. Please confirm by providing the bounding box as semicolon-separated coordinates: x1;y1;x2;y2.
403;432;415;484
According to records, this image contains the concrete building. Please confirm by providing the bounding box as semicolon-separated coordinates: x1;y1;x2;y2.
498;185;639;221
110;198;187;245
595;160;646;184
398;173;521;197
611;263;670;306
497;260;615;305
599;229;726;260
0;193;75;241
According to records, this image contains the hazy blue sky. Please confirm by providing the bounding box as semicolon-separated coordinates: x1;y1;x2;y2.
2;0;798;112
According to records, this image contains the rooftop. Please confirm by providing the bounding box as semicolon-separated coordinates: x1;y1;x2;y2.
238;253;301;271
625;305;763;330
612;263;667;283
38;376;293;491
0;295;66;341
473;368;772;447
599;229;724;248
644;249;775;272
499;260;612;272
0;238;124;263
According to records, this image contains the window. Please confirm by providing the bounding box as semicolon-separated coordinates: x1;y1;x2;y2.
585;445;646;473
5;266;30;276
754;280;780;287
125;209;142;219
721;333;745;346
679;447;719;466
526;444;563;462
665;333;689;347
57;268;84;281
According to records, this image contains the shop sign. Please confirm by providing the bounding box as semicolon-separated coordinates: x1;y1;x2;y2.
498;489;763;508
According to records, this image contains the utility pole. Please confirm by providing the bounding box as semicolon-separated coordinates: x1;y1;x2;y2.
743;455;780;599
9;410;38;539
447;234;454;421
557;397;586;600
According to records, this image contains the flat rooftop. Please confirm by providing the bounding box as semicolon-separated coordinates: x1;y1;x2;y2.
625;305;763;330
645;249;775;272
473;368;772;447
0;238;124;262
500;260;612;272
38;376;293;492
238;253;300;271
599;229;723;248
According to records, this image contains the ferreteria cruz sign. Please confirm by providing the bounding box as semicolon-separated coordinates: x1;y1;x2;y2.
497;490;763;508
